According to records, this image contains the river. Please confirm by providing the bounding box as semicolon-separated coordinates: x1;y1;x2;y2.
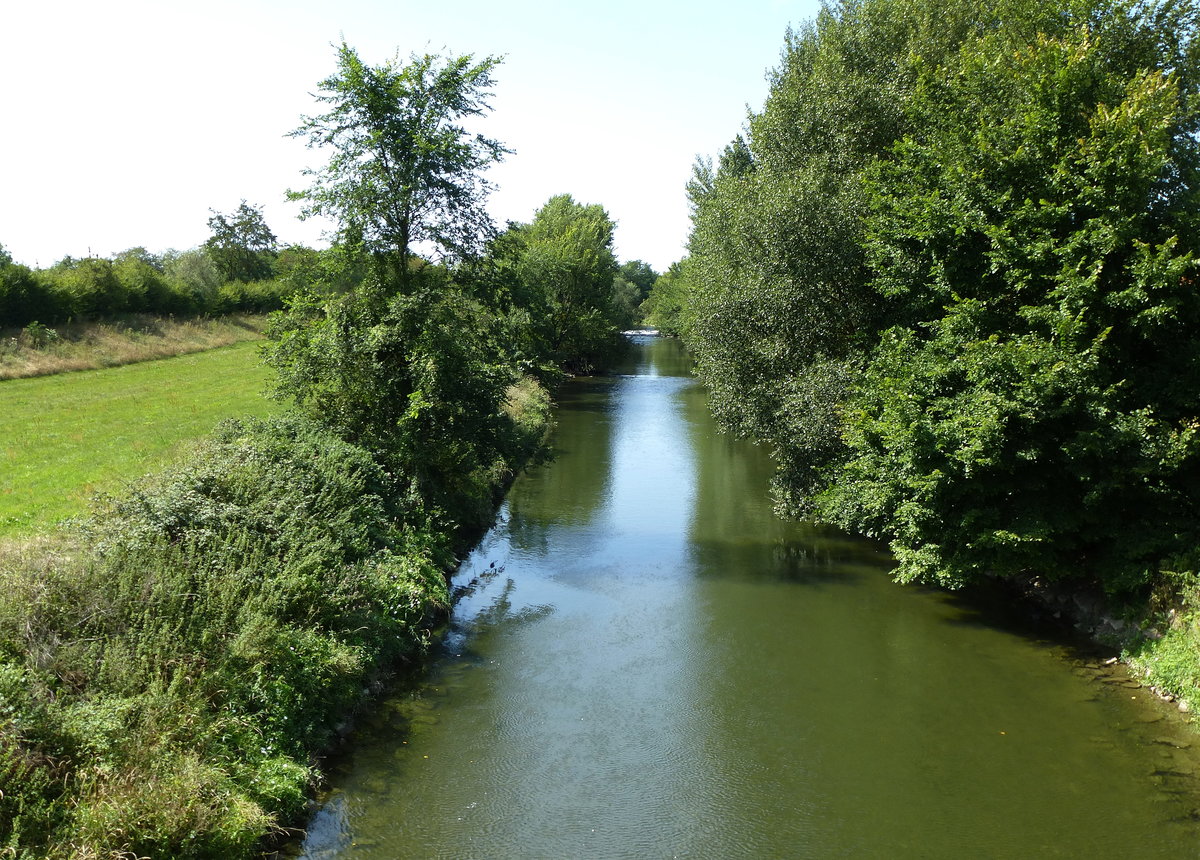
293;335;1200;858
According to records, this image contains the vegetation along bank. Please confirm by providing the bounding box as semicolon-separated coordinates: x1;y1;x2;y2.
0;43;653;858
643;0;1200;711
11;0;1200;853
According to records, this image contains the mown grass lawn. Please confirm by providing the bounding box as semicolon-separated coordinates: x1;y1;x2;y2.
0;341;279;536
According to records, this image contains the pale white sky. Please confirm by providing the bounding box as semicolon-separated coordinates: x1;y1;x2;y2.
1;0;819;273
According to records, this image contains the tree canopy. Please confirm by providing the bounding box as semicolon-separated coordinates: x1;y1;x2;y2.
204;201;278;283
504;194;624;372
658;0;1200;596
289;44;510;288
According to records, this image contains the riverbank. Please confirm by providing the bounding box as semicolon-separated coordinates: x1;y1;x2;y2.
0;313;268;380
0;375;553;858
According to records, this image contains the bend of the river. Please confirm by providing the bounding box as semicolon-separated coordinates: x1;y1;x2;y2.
294;335;1200;859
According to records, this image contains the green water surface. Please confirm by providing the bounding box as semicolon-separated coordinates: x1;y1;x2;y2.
296;336;1200;859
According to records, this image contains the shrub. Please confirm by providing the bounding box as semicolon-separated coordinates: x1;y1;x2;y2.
0;414;451;856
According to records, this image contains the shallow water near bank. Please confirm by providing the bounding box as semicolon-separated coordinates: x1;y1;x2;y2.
293;336;1200;859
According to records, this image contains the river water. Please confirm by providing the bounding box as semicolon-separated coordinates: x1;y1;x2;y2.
294;335;1200;858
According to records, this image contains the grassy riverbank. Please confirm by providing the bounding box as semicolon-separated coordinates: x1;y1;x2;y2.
1124;577;1200;716
0;341;278;537
0;371;552;857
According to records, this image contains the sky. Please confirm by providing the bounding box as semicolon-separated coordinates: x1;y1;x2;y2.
1;0;821;274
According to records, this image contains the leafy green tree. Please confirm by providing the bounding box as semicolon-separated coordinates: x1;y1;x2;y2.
618;260;658;300
289;44;509;290
111;247;195;314
823;5;1200;593
681;0;1117;517
679;0;1200;599
610;260;658;328
40;257;130;319
640;259;690;336
507;194;623;372
266;43;523;531
264;272;519;530
204;201;278;283
163;247;222;306
677;0;975;515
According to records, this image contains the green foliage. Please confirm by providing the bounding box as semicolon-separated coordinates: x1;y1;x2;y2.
498;194;625;372
263;269;524;533
289;44;509;287
274;242;371;297
611;260;658;328
680;0;1200;600
0;414;451;856
113;247;196;315
677;0;967;513
1125;578;1200;715
640;259;690;335
0;245;62;328
211;278;292;314
163;246;223;306
0;242;294;328
618;260;658;300
40;256;132;318
823;3;1200;592
20;320;58;348
204;201;278;283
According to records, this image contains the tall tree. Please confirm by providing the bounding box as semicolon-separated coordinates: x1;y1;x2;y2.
506;194;623;372
611;260;658;328
289;44;509;289
266;44;519;528
680;0;1200;596
823;4;1200;592
204;201;278;283
0;244;53;327
640;259;690;336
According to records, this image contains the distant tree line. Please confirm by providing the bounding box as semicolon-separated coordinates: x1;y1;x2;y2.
0;204;323;327
647;0;1200;599
1;204;655;347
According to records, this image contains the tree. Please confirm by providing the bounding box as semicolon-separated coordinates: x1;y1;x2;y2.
41;256;129;318
204;201;278;283
677;0;1111;520
163;247;222;306
263;268;521;530
506;194;623;372
266;43;522;531
640;259;690;336
289;44;509;289
112;247;191;314
618;261;657;296
823;5;1200;593
611;260;658;328
0;244;56;327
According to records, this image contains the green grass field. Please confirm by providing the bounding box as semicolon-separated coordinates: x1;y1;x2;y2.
0;341;279;536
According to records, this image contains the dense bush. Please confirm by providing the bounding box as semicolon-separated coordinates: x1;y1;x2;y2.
663;0;1200;599
0;240;317;330
0;414;454;857
0;247;63;327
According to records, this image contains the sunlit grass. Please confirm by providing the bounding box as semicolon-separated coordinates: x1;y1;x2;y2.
0;341;278;536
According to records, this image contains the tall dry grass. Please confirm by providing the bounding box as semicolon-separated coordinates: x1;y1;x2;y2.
0;313;268;380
